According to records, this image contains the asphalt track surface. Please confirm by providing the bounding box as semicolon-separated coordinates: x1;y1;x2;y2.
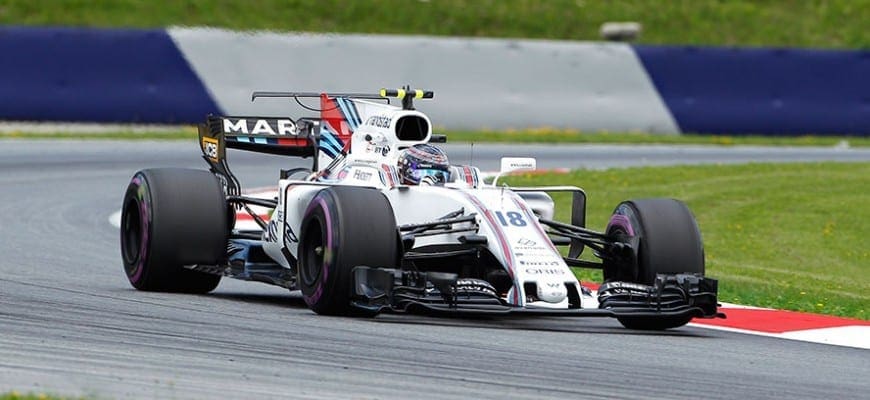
1;140;868;399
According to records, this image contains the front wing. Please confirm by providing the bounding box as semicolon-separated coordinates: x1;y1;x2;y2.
351;267;723;320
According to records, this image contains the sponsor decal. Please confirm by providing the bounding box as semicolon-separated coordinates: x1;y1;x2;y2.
365;115;392;128
517;238;536;247
366;143;391;156
524;267;566;275
519;260;561;267
352;170;373;181
454;279;497;297
510;161;534;169
514;237;549;253
500;157;537;172
515;250;555;257
201;136;219;162
222;118;297;136
603;281;649;292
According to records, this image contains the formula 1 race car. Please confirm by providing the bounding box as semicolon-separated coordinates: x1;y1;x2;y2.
120;87;722;330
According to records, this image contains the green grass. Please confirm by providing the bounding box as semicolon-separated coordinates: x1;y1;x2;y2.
1;0;867;48
2;129;869;147
503;162;870;320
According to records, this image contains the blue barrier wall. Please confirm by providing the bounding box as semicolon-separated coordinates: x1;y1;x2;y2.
0;27;219;123
634;46;870;135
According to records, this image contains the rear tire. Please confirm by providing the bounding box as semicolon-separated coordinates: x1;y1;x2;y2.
298;186;398;316
120;168;226;293
604;198;704;330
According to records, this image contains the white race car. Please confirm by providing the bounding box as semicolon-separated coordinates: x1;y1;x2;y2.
120;87;722;330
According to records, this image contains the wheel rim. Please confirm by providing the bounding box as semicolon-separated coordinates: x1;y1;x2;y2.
604;208;641;283
121;198;142;270
301;218;325;287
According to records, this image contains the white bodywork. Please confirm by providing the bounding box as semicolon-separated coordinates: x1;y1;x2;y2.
258;97;596;309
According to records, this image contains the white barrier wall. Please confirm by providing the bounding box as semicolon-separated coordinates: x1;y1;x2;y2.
169;28;680;133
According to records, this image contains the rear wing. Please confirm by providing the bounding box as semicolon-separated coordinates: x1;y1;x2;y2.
197;115;320;199
197;115;318;159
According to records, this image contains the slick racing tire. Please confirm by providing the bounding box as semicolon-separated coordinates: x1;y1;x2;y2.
604;198;704;330
298;186;399;316
121;168;227;293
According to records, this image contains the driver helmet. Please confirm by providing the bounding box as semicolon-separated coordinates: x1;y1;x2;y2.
397;143;450;185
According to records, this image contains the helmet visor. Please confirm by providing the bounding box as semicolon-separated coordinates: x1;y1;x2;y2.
409;168;450;183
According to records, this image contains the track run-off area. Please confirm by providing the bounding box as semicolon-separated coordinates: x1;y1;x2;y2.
1;140;868;399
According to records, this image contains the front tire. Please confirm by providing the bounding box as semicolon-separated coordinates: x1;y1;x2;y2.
120;168;226;293
604;198;705;330
298;186;399;316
